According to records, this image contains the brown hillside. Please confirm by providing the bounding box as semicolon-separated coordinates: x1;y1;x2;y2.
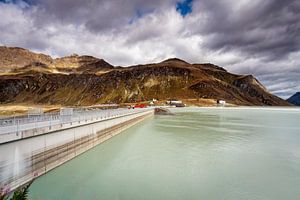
0;46;291;106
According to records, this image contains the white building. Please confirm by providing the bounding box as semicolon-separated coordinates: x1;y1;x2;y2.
217;100;226;106
166;99;182;105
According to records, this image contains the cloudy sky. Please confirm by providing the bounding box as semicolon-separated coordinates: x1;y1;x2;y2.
0;0;299;98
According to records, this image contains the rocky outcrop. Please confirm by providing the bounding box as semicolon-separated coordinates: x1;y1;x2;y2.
154;108;174;115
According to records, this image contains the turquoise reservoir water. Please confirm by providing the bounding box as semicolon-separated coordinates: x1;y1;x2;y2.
29;108;300;200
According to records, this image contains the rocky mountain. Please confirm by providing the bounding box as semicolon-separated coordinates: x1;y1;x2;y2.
50;54;114;74
287;92;300;106
0;47;113;74
0;46;291;106
0;46;52;72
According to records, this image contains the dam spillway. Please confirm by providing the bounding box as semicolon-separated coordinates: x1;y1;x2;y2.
0;108;154;191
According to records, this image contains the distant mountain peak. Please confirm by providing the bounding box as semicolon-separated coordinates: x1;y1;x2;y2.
161;58;190;64
287;92;300;106
0;46;113;74
0;46;52;72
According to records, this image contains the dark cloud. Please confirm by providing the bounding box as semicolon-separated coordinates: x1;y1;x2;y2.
191;0;300;60
27;0;176;32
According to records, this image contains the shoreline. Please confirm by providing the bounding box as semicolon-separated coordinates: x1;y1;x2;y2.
0;103;299;118
171;106;300;111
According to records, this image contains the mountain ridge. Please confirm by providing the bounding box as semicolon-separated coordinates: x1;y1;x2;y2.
0;46;291;106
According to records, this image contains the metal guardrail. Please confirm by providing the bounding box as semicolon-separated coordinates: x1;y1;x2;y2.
0;108;153;137
0;113;60;127
0;108;120;126
0;107;99;127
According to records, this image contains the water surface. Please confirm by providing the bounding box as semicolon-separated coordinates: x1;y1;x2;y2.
30;107;300;200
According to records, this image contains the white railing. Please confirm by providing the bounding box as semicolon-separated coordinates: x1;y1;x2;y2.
0;108;153;143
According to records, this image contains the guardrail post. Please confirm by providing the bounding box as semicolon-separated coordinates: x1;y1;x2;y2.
50;115;52;130
17;119;19;135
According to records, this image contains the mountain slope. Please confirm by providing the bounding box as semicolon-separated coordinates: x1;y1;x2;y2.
287;92;300;106
0;46;291;106
0;46;52;72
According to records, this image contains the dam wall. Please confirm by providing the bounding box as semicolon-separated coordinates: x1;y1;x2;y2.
0;109;153;191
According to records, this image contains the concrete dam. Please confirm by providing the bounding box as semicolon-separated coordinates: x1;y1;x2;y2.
0;108;154;191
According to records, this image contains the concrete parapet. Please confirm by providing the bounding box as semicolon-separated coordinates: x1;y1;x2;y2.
0;109;153;192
